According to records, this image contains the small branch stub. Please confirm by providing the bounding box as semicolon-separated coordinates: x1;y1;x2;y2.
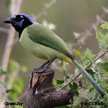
21;67;74;108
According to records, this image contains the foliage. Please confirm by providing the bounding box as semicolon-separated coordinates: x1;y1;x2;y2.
101;22;108;30
0;60;27;108
0;1;108;108
53;26;108;108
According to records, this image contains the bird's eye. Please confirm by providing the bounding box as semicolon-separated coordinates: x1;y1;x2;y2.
16;15;23;21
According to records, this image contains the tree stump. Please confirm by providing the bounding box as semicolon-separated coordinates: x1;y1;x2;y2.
21;67;74;108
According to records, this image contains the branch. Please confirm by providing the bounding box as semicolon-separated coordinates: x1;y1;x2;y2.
72;7;108;49
62;7;108;90
0;27;8;33
60;73;81;90
35;0;56;20
93;24;103;52
61;50;108;89
1;0;22;81
86;50;108;69
21;67;74;108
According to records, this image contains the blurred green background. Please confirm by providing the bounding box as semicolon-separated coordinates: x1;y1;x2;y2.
0;0;108;89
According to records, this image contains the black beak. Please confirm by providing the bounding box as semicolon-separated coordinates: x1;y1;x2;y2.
3;18;12;24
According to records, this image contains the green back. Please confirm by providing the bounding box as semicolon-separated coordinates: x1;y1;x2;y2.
26;23;72;57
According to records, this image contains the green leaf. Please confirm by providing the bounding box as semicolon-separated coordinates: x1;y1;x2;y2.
0;68;6;75
101;22;108;30
75;50;82;57
10;93;18;100
69;82;79;96
68;41;74;46
9;60;16;72
73;82;78;89
84;48;94;58
97;28;108;48
89;88;94;93
86;68;95;78
69;82;78;90
57;80;64;85
66;74;70;79
53;80;57;86
6;89;15;93
13;77;24;93
74;91;79;96
17;106;23;108
104;72;108;74
105;92;108;99
97;62;108;71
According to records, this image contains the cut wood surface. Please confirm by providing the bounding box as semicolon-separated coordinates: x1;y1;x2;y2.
20;67;74;108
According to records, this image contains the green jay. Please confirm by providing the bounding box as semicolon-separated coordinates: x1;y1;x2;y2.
4;13;105;96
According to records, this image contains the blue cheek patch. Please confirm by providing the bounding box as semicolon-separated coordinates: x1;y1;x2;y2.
16;19;24;27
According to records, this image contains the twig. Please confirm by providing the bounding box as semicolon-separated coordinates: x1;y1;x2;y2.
86;56;95;69
86;56;101;81
0;27;8;33
1;27;15;73
60;50;108;89
93;24;104;53
1;0;22;81
60;73;81;90
7;37;19;48
35;0;56;20
72;7;108;49
86;50;108;69
97;70;101;82
0;1;22;107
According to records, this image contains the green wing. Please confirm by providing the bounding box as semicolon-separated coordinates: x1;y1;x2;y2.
26;24;72;58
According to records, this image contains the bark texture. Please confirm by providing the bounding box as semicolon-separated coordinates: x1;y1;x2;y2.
21;67;74;108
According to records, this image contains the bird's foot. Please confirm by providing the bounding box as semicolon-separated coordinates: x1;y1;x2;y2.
30;59;56;94
37;58;56;70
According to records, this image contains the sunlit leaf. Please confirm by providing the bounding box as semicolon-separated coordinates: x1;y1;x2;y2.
10;93;18;100
84;48;94;58
101;22;108;30
75;50;82;57
97;28;107;48
9;60;16;72
68;41;74;46
18;106;23;108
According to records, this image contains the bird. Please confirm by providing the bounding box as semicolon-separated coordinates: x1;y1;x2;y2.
4;13;105;96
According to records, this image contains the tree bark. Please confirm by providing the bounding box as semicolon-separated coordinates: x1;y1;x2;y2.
21;67;74;108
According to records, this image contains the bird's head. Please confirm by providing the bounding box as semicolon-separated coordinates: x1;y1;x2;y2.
4;13;36;36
